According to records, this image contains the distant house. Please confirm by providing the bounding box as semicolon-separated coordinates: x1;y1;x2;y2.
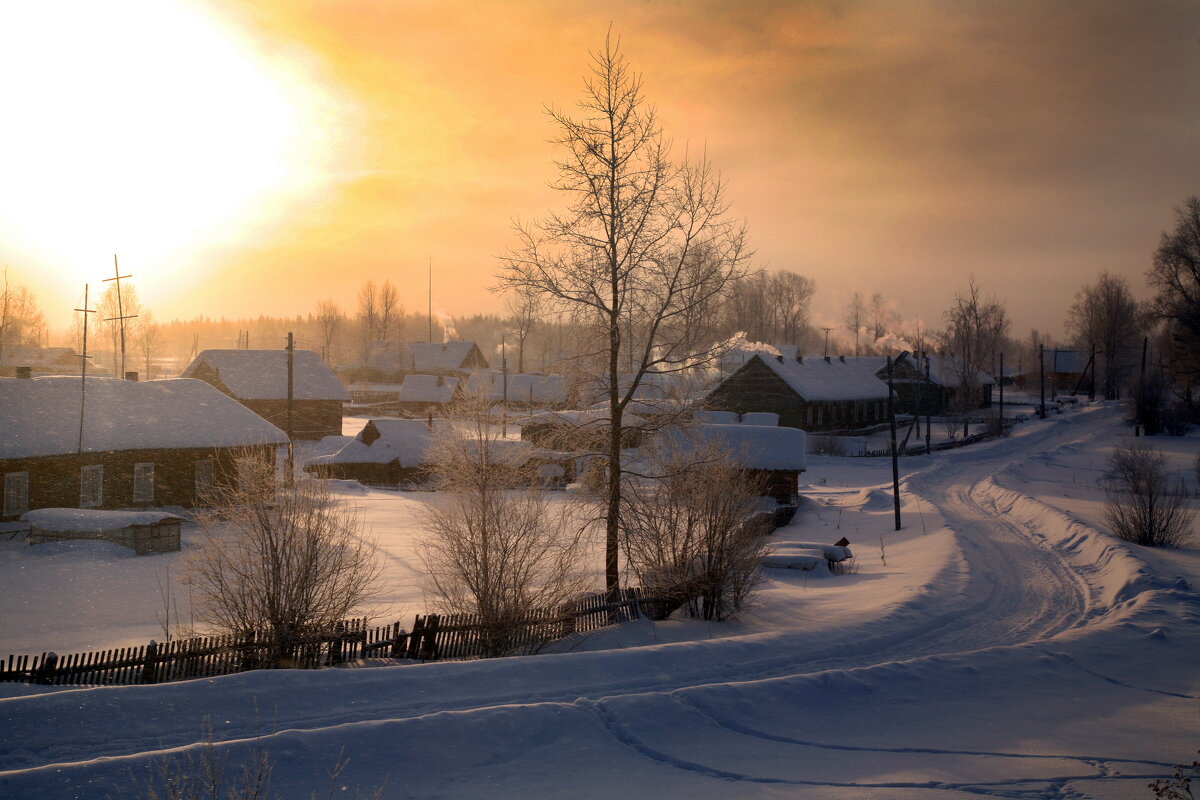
395;374;462;416
306;418;567;487
366;341;490;376
921;354;995;411
658;423;807;503
1030;349;1090;396
830;353;945;416
706;354;892;431
0;346;105;378
0;376;288;519
464;373;570;409
181;349;349;439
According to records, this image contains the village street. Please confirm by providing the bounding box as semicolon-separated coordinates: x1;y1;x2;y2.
1;403;1197;798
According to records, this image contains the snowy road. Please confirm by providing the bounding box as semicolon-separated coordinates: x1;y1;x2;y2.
2;404;1197;798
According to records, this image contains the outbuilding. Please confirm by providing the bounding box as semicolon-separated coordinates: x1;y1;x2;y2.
182;349;349;439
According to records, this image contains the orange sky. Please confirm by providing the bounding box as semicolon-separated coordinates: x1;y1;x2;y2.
2;0;1199;342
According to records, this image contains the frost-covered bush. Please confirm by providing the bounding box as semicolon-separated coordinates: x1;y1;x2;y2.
620;432;768;621
1101;444;1195;547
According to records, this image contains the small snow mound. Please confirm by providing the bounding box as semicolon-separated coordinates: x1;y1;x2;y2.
1148;627;1166;640
1174;577;1191;591
862;489;894;511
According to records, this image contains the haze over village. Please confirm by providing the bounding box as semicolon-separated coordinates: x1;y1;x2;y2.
1;2;1199;798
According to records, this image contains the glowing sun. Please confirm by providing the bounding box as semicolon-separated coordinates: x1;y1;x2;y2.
0;0;341;296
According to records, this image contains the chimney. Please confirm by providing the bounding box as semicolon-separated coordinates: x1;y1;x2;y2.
15;366;32;379
824;356;831;363
839;355;845;363
796;355;803;364
776;355;784;363
125;371;138;381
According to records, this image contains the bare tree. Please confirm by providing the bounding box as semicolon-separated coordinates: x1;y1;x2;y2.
498;34;750;597
620;430;768;621
185;456;383;667
0;269;47;363
1101;444;1194;547
357;280;379;361
315;300;346;365
378;280;401;345
134;311;160;380
506;286;543;374
942;277;1009;436
1147;196;1200;416
1066;272;1143;399
869;292;897;345
844;291;867;357
770;270;817;345
418;395;589;656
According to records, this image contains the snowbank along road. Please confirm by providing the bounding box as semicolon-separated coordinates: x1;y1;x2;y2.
2;403;1198;798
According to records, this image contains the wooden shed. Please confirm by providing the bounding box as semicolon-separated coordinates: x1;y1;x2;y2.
0;376;288;520
182;349;349;439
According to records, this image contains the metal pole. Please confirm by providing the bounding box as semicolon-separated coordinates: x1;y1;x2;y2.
286;332;295;483
1135;336;1147;436
75;284;95;454
501;334;508;438
888;356;901;531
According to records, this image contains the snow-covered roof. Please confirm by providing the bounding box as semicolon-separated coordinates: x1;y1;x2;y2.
407;341;487;372
398;374;459;404
921;354;995;387
739;354;893;401
720;342;798;371
659;424;807;471
182;349;349;401
22;508;183;532
465;373;569;405
325;418;446;466
0;377;289;459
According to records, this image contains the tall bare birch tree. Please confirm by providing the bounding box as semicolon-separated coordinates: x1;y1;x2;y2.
498;34;750;597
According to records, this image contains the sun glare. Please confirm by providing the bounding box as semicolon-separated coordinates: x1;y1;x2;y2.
0;0;339;301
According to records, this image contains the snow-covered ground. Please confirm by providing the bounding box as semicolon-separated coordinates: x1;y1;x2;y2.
1;402;1198;798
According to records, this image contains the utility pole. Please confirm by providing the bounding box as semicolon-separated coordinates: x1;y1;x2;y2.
1135;336;1148;436
821;327;833;359
1038;344;1046;419
998;352;1005;437
286;332;295;484
924;351;932;455
428;257;433;343
887;356;901;531
75;285;96;454
103;255;136;379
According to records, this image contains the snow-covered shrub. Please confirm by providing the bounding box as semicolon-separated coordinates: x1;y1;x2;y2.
186;454;384;667
1101;444;1195;547
620;432;768;621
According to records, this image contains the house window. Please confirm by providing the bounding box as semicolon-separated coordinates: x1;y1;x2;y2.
80;465;104;508
195;459;215;500
4;472;29;516
133;462;155;504
817;407;824;427
806;406;813;426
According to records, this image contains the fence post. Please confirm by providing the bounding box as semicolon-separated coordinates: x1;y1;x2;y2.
35;652;58;685
418;614;440;661
405;615;425;660
390;621;405;659
140;640;159;684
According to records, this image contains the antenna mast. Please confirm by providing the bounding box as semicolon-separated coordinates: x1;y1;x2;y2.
103;255;137;378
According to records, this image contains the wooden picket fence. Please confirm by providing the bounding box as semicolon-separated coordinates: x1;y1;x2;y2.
0;588;670;687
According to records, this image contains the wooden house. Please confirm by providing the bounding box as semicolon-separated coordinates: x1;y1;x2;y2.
921;354;995;411
831;353;945;416
181;349;349;439
366;341;490;376
395;374;462;416
706;354;892;431
657;423;807;503
1;376;288;520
